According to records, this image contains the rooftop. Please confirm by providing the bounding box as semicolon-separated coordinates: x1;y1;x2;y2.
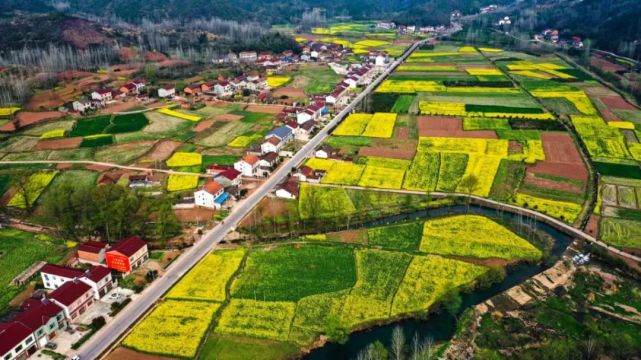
108;236;147;257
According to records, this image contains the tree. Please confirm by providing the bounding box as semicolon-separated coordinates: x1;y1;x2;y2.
458;175;478;211
391;326;405;360
11;170;44;215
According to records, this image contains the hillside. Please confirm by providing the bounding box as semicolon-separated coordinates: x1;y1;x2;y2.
2;0;514;25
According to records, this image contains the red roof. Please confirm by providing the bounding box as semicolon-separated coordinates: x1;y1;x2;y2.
49;281;91;306
84;266;111;283
241;154;259;165
14;298;63;331
0;322;33;355
267;137;281;145
41;264;83;279
78;241;108;254
217;169;241;181
278;180;300;197
285;121;298;129
203;181;223;195
95;88;111;95
108;236;147;257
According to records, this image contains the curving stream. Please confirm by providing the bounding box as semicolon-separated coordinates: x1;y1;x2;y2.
304;204;574;359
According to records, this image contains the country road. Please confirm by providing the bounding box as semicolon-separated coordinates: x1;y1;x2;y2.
75;39;427;360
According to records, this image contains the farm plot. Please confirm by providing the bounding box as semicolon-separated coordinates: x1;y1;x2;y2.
123;300;220;358
167;249;245;302
104;113;149;134
158;108;202;122
391;255;487;316
166;152;202;167
320;161;365;186
513;193;582;223
298;183;356;219
0;229;67;310
340;249;411;328
167;174;199;192
287;65;342;95
215;299;297;341
68;115;112;137
94;141;155;164
570;115;632;163
231;244;356;301
367;222;423;251
600;217;641;250
420;215;542;261
7;172;57;208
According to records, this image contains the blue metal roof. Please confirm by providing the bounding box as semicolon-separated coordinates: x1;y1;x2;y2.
267;126;292;139
215;192;229;205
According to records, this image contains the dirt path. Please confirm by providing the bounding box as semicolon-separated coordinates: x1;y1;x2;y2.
0;160;211;178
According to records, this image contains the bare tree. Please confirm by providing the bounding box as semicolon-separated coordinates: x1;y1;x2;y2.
391;326;405;360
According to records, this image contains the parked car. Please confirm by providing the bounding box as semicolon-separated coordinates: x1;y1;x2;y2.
109;292;122;300
45;342;57;350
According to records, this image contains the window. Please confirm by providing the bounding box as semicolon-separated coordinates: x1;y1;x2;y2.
37;328;44;336
5;354;12;360
44;274;49;280
57;314;63;321
25;337;33;345
15;345;23;352
49;322;56;330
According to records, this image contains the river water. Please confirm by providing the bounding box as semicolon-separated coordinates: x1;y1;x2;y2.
304;204;574;359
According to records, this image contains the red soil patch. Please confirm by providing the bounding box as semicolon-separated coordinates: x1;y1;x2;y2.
106;347;174;360
192;119;214;132
100;101;137;114
144;52;167;62
33;137;83;150
359;147;416;160
141;140;182;162
214;114;244;122
1;111;65;132
509;140;524;154
272;87;306;99
239;197;290;227
590;55;626;73
56;163;73;170
159;59;191;68
246;104;284;114
86;164;113;172
394;127;409;140
174;208;216;222
417;116;497;139
600;96;638;110
598;105;619;121
26;88;79;111
205;100;229;107
527;132;588;181
524;173;584;193
585;214;599;237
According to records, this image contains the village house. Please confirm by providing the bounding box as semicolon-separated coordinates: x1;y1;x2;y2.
275;179;300;199
261;137;284;155
227;52;239;63
214;81;234;97
184;84;202;96
234;154;260;177
128;174;161;188
194;181;228;209
48;280;94;322
298;120;317;141
257;152;279;177
105;236;149;275
77;240;109;264
326;85;347;106
315;145;337;159
40;263;114;299
214;169;242;187
0;322;37;360
14;298;67;348
158;85;176;98
294;165;325;183
239;51;258;62
119;82;138;95
91;88;112;103
265;125;294;143
201;82;216;92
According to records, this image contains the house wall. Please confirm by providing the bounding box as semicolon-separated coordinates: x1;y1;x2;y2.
1;334;36;360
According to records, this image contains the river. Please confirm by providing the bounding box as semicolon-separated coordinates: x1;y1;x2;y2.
304;204;574;359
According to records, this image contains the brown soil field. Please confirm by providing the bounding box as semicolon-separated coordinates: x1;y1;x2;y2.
590;55;626;73
26;87;79;110
246;104;284;114
272;87;306;99
141;140;182;162
524;173;584;193
205;100;229;107
239;197;291;227
327;229;367;244
598;104;619;121
585;214;599;237
159;60;191;68
33;137;83;150
56;163;73;170
600;96;638;110
174;208;216;223
192;119;214;132
417;116;496;139
100;101;138;114
86;164;113;172
214;113;244;122
106;347;175;360
394;127;409;139
0;187;16;206
509;140;524;154
528;132;588;181
359;146;416;160
16;111;65;127
144;52;168;62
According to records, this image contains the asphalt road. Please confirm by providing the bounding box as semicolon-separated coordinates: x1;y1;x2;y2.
77;39;425;360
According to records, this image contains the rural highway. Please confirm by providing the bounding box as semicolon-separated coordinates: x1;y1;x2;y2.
75;39;426;360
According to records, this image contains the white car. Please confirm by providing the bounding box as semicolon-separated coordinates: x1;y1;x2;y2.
71;356;80;360
109;292;122;300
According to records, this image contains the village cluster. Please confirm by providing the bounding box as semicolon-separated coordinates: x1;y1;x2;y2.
1;237;149;359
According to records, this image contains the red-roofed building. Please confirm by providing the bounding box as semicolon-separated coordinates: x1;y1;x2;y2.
77;240;109;264
0;322;36;360
91;88;112;103
105;236;149;274
275;179;300;199
194;180;228;209
234;154;260;177
48;281;94;322
14;298;67;348
40;264;114;299
214;169;242;187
